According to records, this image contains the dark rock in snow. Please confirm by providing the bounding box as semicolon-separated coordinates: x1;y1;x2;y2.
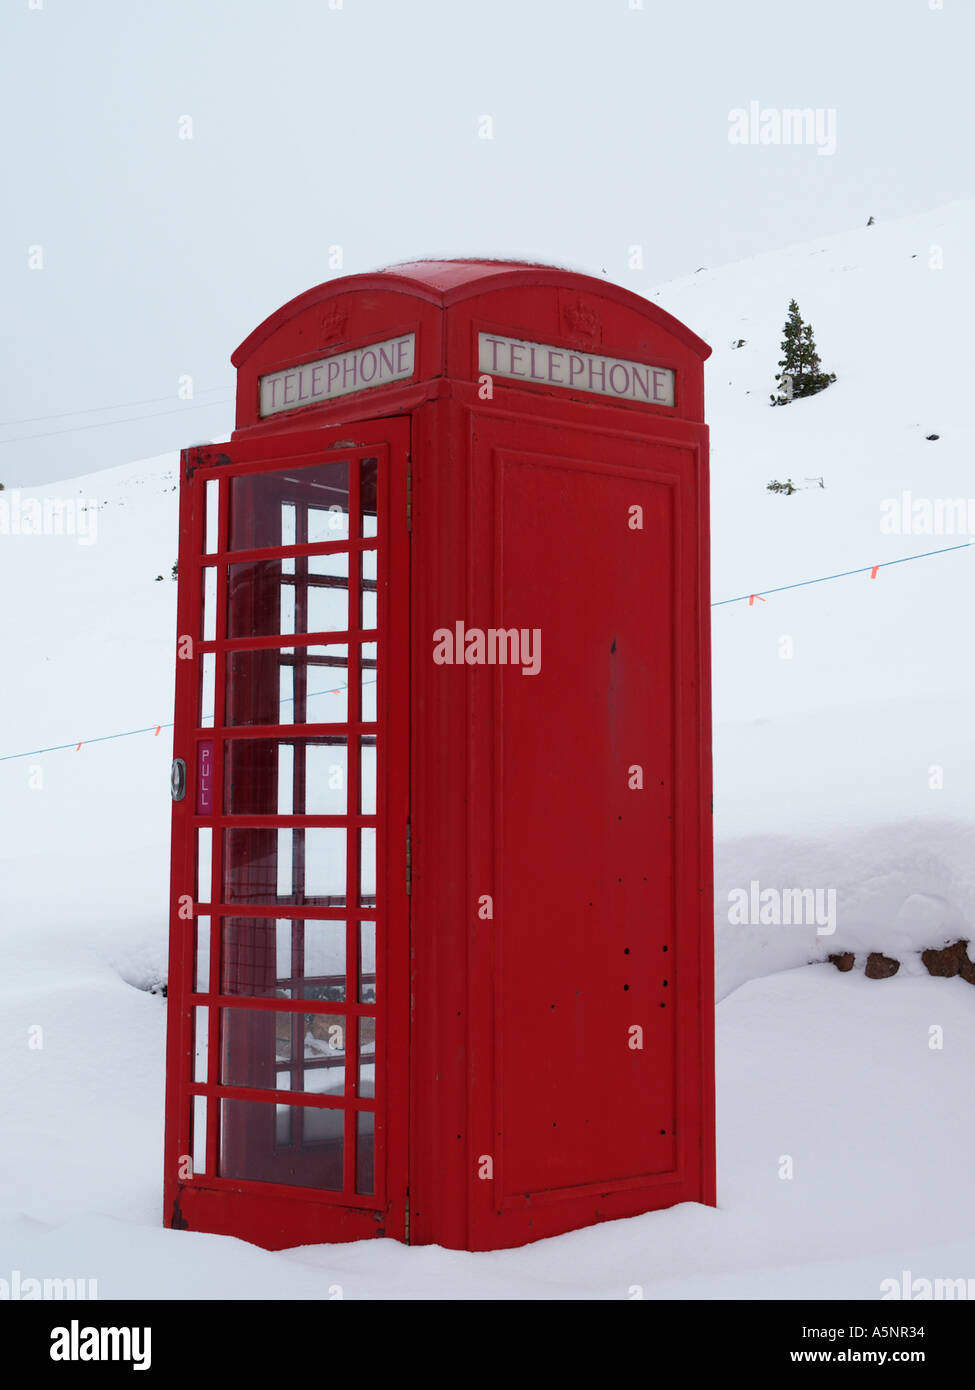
921;940;975;984
865;952;900;979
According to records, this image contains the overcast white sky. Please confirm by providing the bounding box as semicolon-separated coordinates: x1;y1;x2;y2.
1;0;971;485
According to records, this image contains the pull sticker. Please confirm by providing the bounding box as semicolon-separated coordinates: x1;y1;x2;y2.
196;740;215;815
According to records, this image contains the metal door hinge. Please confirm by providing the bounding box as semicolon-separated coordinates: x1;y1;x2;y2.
404;1194;410;1245
405;821;412;896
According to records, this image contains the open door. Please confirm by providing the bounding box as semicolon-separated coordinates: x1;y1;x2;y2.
164;417;410;1248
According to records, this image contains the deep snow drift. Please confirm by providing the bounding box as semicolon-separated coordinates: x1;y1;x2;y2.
1;201;973;1297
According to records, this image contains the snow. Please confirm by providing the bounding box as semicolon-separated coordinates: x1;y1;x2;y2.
1;200;974;1296
2;962;972;1298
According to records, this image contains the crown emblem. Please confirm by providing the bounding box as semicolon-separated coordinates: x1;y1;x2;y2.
562;300;600;344
320;306;349;343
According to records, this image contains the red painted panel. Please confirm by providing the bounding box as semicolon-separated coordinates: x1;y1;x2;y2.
459;404;712;1249
493;451;678;1196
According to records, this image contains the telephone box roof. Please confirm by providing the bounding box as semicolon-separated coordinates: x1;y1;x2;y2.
232;258;712;366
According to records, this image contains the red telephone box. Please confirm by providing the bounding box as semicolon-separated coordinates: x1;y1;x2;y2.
164;259;714;1252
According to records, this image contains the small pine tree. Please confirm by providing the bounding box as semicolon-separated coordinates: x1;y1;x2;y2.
771;299;836;404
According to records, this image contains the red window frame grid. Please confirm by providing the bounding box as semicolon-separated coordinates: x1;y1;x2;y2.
178;438;389;1210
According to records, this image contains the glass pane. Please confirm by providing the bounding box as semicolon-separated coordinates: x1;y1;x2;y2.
360;737;376;814
358;921;377;1003
220;1008;346;1097
305;829;347;902
222;828;280;903
226;560;280;638
280;660;294;719
359;828;376;906
356;1112;375;1195
280;583;296;635
303;1104;345;1153
281;502;296;557
204;477;220;555
194;1006;208;1083
227;558;349;638
274;828;290;898
277;744;294;813
361;554;377;630
202;567;217;641
218;1099;343;1190
223;829;346;906
223;738;348;815
277;927;291;978
200;652;215;728
220;1008;294;1088
276;1103;292;1145
305;647;349;724
308;550;348;577
228;461;349;550
226;646;348;726
221;918;292;997
361;642;377;722
303;920;346;1001
195;916;211;994
193;1097;207;1176
220;918;345;1000
305;741;348;814
308;504;350;544
197;828;212;901
303;1013;346;1097
360;458;378;537
306;564;349;634
359;1016;375;1099
223;740;282;815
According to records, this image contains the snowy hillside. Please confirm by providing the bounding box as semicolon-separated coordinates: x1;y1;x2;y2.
1;202;973;1298
654;199;975;995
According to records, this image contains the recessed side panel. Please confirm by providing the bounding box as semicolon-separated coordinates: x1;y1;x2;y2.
495;453;677;1198
464;408;711;1250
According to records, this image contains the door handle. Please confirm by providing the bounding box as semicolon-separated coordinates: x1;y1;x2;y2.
170;758;187;801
